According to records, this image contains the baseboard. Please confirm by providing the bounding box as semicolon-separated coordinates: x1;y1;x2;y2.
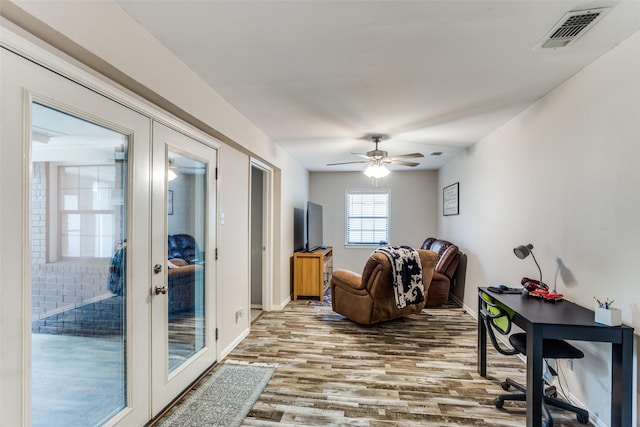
220;296;290;358
219;327;250;360
456;296;476;319
273;295;291;311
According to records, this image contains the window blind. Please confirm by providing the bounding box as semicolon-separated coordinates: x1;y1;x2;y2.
346;190;389;245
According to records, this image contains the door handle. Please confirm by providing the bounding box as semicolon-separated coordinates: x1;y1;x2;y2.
155;285;167;295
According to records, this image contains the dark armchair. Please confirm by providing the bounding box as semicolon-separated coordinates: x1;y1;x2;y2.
167;234;203;314
168;233;202;264
420;238;460;306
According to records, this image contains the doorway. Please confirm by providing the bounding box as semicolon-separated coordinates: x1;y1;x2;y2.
249;160;273;320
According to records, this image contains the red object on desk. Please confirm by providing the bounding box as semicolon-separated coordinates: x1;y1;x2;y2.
528;289;564;301
528;289;546;298
543;292;564;301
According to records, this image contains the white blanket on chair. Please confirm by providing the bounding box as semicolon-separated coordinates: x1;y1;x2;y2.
375;246;424;309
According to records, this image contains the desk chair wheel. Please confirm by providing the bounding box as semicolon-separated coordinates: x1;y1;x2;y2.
501;381;510;391
576;413;589;424
544;386;558;399
493;397;504;409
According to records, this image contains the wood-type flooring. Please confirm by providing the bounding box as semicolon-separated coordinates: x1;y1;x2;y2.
160;300;593;426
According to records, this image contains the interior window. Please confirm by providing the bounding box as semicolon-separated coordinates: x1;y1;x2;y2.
58;164;117;259
345;190;389;245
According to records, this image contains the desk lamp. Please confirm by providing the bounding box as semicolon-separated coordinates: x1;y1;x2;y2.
513;243;544;291
513;244;563;300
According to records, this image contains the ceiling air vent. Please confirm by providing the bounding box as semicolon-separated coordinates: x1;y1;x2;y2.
535;8;611;49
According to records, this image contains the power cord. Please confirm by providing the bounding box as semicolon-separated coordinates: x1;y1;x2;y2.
555;360;580;407
542;358;574;404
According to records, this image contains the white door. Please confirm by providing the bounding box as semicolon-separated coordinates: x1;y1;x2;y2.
150;122;218;414
1;48;152;426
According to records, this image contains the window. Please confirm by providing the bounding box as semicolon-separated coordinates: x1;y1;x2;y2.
58;164;118;258
346;190;389;245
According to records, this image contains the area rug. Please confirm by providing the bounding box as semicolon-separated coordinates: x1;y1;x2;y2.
307;285;331;306
159;360;276;427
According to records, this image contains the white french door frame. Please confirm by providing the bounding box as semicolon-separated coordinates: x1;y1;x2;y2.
249;158;274;312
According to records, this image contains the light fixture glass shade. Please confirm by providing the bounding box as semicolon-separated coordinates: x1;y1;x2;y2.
167;167;178;181
363;164;390;178
167;159;178;181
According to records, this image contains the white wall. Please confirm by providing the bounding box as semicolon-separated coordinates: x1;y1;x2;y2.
439;30;640;426
217;146;251;351
275;156;310;306
310;170;439;273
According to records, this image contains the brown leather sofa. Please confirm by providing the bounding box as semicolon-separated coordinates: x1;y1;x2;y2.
330;249;438;324
420;238;460;306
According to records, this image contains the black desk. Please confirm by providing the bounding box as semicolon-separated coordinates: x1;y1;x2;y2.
477;287;634;427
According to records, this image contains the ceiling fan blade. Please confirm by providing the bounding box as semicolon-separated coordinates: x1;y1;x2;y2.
350;153;371;159
326;160;369;166
386;160;420;167
389;153;424;159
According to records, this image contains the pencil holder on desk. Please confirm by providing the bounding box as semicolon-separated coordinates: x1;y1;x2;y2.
595;306;621;326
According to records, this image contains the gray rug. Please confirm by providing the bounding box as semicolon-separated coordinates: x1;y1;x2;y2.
307;285;331;306
160;360;276;427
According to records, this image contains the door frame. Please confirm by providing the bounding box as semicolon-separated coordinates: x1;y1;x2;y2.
249;159;273;312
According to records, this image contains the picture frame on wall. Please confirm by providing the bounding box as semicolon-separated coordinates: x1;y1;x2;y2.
168;190;174;215
443;182;459;216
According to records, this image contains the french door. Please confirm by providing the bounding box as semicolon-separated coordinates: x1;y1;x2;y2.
1;46;152;426
0;45;217;426
150;122;217;414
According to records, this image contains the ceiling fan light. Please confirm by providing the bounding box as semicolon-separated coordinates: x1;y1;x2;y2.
364;164;389;178
167;159;178;181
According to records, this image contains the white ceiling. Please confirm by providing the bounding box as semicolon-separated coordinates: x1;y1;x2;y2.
116;1;640;171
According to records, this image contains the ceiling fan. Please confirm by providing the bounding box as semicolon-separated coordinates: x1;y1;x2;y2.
326;135;424;173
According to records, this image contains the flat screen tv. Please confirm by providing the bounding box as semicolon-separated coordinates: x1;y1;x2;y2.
306;201;323;252
293;207;305;252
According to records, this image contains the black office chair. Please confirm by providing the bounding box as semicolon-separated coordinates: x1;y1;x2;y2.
479;291;590;427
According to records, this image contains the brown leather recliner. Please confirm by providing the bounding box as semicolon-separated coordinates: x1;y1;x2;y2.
420;238;460;306
330;249;438;324
167;258;203;314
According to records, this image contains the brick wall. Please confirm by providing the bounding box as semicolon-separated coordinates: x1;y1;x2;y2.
31;162;116;333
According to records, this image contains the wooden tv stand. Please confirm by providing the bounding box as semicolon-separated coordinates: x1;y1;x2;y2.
293;246;333;301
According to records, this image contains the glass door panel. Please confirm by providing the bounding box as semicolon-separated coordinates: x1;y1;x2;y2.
167;151;206;373
151;122;217;415
30;102;128;426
